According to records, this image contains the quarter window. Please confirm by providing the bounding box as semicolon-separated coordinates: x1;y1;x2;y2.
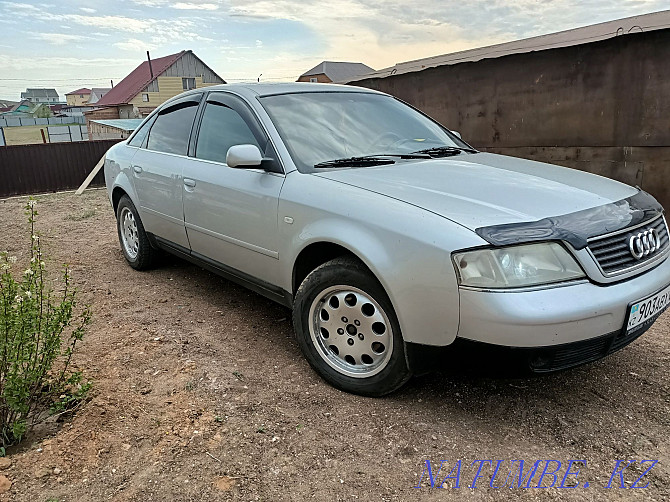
146;102;198;155
127;116;154;147
195;102;260;164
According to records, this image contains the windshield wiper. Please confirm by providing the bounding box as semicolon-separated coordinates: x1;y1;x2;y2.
411;146;477;157
314;156;396;168
373;153;432;159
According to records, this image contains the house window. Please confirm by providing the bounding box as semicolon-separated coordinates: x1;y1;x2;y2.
309;78;318;83
80;94;84;98
142;94;149;102
35;98;39;102
182;78;196;90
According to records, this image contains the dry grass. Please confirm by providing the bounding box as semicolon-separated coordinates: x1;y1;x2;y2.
2;124;80;146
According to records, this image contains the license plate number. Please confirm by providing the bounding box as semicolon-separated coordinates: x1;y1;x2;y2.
627;284;670;333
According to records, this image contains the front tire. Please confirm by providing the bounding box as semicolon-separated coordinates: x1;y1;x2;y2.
116;195;157;270
293;257;411;396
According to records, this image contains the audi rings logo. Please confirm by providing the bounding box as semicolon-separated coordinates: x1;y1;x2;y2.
629;228;661;260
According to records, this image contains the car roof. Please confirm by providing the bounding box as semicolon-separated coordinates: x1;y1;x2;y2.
155;82;389;115
198;82;385;98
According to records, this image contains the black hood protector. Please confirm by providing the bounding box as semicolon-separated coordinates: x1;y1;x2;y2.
475;190;663;250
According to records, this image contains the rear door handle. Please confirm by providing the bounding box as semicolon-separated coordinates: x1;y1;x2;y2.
183;178;196;188
132;165;142;174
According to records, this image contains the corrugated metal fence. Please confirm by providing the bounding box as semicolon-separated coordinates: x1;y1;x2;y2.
0;139;121;198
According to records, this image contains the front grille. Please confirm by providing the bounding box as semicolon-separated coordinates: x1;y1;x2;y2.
587;215;669;276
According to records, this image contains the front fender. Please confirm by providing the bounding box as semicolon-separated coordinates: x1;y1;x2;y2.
279;174;485;346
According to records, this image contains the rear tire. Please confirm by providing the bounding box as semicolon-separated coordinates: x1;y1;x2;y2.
116;195;157;270
293;257;411;396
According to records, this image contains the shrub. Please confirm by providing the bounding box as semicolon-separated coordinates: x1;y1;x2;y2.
0;199;91;449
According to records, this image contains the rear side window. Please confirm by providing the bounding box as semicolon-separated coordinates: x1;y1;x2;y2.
195;102;260;164
147;102;198;155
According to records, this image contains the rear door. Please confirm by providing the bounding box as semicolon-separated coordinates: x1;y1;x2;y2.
182;92;285;285
131;95;200;248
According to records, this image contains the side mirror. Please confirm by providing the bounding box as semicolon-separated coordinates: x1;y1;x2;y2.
451;130;462;139
226;144;263;168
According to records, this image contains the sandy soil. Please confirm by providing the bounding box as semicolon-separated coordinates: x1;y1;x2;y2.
0;189;668;501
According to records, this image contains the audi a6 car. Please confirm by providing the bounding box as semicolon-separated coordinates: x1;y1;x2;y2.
104;83;670;396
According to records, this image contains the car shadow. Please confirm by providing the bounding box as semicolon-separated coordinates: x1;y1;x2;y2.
151;252;660;416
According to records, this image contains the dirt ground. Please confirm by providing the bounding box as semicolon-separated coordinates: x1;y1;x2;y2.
0;189;668;501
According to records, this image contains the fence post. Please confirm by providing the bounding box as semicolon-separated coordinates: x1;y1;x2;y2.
40;129;47;144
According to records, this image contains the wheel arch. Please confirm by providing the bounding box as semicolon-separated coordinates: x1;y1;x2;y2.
292;241;371;295
111;186;128;214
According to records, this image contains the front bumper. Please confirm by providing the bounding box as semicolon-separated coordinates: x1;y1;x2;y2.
406;321;655;375
456;253;670;347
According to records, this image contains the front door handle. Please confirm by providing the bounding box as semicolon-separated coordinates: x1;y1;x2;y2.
183;178;196;188
132;165;142;174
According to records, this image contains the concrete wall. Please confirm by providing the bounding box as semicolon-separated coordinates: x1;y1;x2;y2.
352;29;670;208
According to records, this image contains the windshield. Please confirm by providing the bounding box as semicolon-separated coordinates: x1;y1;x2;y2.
258;92;472;172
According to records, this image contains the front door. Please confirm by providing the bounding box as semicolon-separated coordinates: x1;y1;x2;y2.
182;92;285;286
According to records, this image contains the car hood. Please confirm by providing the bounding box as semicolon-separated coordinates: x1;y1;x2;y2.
313;152;638;230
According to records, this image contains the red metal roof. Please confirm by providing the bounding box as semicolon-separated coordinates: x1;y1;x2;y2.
66;88;91;95
96;51;186;107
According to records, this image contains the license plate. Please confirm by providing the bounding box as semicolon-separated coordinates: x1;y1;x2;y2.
627;283;670;333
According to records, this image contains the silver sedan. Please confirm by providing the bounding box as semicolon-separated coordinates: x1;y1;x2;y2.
104;83;670;396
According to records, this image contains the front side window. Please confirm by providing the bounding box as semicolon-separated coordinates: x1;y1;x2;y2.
146;102;198;155
195;102;260;164
259;92;468;172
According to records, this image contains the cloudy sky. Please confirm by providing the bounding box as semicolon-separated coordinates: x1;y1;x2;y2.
0;0;667;100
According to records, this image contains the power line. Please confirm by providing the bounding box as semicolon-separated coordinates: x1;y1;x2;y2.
0;75;300;82
0;78;122;82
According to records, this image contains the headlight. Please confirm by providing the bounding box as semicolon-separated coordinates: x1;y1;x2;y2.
453;242;585;288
